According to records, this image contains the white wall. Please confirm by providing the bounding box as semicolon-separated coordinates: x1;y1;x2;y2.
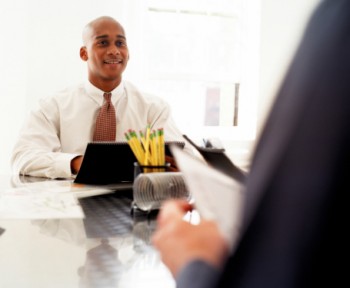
258;0;320;132
0;1;27;175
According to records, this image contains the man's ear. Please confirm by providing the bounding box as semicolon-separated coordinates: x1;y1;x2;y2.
80;46;88;61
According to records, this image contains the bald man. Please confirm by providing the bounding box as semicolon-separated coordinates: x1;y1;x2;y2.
80;16;128;95
12;16;187;179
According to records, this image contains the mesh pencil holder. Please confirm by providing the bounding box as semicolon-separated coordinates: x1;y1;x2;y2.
133;162;171;178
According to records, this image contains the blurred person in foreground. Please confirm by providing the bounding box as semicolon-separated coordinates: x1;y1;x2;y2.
152;0;348;287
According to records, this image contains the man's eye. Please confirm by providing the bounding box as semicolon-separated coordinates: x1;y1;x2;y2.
116;41;126;47
98;40;108;46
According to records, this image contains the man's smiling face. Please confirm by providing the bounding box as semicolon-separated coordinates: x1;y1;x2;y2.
80;17;129;91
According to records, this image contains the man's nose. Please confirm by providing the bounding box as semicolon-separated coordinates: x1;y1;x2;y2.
108;45;120;55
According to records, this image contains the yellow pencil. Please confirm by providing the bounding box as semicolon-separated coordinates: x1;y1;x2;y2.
139;130;146;150
124;126;166;172
125;132;142;163
130;129;145;163
144;125;151;165
127;130;143;163
149;131;157;166
158;128;165;165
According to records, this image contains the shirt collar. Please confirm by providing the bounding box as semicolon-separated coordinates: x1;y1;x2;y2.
84;80;125;105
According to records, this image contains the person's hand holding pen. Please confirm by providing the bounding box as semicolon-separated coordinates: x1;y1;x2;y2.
152;199;229;277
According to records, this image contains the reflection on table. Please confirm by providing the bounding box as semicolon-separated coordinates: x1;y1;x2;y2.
0;175;175;288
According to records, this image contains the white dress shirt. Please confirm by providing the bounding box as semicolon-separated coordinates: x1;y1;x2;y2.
11;80;187;179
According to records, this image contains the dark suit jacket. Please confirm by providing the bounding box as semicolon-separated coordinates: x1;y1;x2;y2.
217;0;349;287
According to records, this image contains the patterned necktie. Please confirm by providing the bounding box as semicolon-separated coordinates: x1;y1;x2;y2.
93;92;116;141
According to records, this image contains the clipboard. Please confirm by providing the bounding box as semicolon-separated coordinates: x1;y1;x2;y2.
183;135;246;183
74;141;185;185
169;144;244;248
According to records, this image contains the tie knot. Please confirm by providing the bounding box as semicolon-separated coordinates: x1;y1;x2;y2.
103;92;112;102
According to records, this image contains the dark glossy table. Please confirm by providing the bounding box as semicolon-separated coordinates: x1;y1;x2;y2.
0;175;175;288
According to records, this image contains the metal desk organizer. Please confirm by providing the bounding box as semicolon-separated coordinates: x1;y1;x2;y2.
132;162;190;212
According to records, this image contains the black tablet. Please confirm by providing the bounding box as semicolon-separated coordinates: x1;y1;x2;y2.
74;141;184;185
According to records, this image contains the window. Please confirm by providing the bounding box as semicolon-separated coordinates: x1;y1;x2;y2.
126;0;261;141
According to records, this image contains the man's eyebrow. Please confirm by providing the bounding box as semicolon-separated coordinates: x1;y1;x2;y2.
95;34;126;40
117;34;126;40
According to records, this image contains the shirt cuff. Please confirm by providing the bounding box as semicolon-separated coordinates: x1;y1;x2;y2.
52;153;81;178
176;260;221;288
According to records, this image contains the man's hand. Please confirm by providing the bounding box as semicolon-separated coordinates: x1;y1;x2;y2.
71;156;83;175
152;199;229;277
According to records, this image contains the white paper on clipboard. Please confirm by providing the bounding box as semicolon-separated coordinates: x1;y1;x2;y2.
170;145;245;248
